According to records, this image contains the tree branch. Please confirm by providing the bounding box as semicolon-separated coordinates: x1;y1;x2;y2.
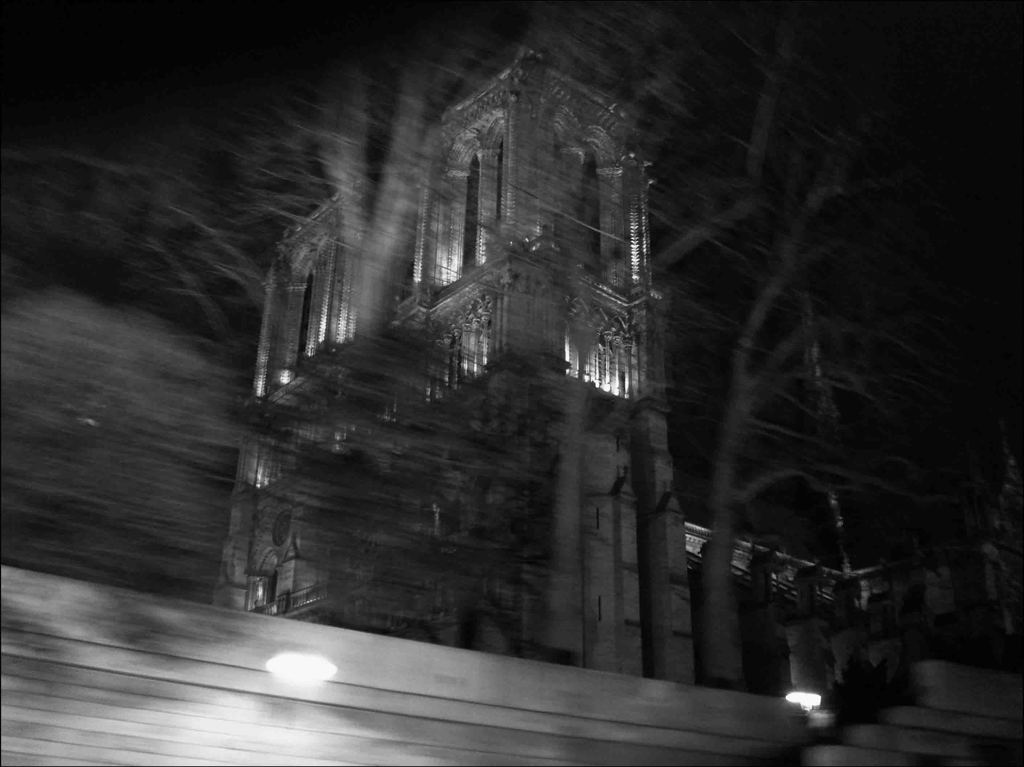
653;192;762;271
746;8;796;183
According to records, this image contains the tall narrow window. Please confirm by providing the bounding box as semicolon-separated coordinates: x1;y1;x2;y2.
463;156;480;271
495;141;504;221
297;272;314;362
580;152;601;266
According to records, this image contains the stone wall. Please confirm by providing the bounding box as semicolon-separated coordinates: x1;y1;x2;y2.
2;566;804;766
804;661;1022;766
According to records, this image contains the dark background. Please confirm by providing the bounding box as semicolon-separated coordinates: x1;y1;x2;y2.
3;0;1020;485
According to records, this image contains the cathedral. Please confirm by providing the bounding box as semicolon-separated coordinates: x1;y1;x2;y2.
216;51;694;683
215;49;1022;696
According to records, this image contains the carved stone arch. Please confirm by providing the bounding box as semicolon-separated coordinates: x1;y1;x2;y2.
565;297;603;336
552;104;584;150
446;128;482;170
581;125;619;168
592;305;614;332
288;240;318;281
314;233;333;259
257;549;279;577
545;80;574;111
474;109;506;152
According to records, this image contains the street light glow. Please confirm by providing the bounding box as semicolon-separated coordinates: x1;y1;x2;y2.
785;691;822;711
265;652;337;683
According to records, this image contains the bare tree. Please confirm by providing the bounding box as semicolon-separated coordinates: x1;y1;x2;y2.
1;2;963;683
520;2;956;687
652;19;954;687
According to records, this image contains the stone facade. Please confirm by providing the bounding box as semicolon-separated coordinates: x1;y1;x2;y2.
216;51;693;683
215;50;1021;695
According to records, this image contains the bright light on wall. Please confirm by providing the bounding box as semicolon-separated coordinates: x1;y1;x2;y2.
785;691;822;711
265;652;337;684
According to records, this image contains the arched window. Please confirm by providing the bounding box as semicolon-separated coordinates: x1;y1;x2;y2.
463;155;480;271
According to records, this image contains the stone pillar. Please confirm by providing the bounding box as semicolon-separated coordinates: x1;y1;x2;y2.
630;401;692;683
628;285;692;682
413;184;430;286
503;91;519;228
503;98;520;226
639;181;651;290
332;246;357;344
610;484;628;670
215;465;259;609
253;269;278;398
624;161;651;290
545;378;587;664
581;434;631;673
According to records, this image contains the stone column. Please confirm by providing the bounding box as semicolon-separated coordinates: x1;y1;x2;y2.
582;439;628;672
332;246;357;343
502;92;519;227
253;269;278;398
631;303;648;398
639;179;652;290
629;289;692;682
545;378;587;664
630;401;692;683
627;194;644;289
215;441;259;609
624;161;651;290
413;184;430;286
611;485;627;670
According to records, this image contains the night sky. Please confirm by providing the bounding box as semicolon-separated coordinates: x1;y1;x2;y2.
3;1;1021;459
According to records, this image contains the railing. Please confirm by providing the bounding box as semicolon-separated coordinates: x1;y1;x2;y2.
684;522;839;605
251;582;327;616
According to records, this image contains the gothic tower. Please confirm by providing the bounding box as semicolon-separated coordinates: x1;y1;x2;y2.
217;51;693;683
